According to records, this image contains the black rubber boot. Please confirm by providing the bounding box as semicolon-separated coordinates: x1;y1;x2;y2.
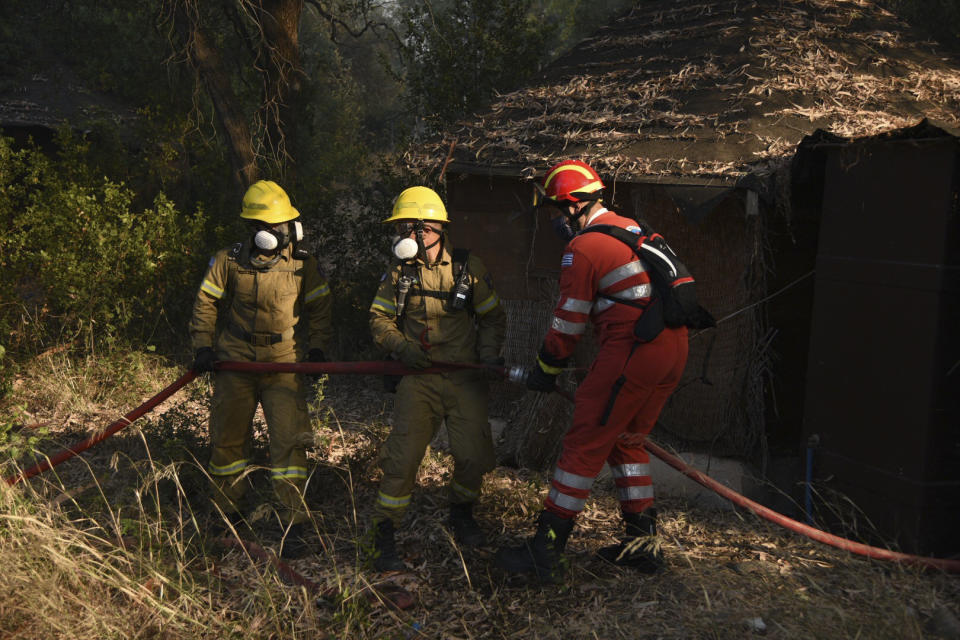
371;519;406;572
449;502;486;546
278;522;312;560
495;510;574;583
596;508;663;573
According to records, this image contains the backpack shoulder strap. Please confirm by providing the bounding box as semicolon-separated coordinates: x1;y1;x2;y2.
579;224;642;253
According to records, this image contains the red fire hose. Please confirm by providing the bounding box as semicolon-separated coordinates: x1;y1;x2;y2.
5;361;959;573
5;370;198;486
644;439;960;573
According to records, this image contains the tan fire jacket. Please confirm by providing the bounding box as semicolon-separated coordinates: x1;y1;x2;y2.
370;245;506;364
189;241;332;363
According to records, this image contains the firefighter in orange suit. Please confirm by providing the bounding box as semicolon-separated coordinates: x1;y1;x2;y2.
367;186;506;571
496;160;689;581
189;180;332;557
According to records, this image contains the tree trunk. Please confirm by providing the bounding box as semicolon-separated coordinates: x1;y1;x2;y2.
181;14;258;190
257;0;305;179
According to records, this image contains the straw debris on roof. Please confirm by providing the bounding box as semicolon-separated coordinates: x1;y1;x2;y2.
405;0;960;181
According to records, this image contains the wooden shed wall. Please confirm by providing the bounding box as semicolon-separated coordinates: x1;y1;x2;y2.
445;171;768;464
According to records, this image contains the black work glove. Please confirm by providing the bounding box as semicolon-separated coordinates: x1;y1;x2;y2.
396;341;432;370
525;364;557;392
192;347;217;373
481;356;506;382
305;348;326;380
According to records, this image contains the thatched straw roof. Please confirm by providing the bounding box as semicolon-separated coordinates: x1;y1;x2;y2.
405;0;960;184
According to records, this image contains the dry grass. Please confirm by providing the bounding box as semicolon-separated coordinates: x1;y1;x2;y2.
1;354;958;639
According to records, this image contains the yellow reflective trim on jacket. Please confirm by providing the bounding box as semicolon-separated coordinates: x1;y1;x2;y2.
305;283;330;303
200;279;224;299
537;357;564;376
209;458;249;476
372;296;397;313
271;466;308;480
377;491;411;509
474;292;500;316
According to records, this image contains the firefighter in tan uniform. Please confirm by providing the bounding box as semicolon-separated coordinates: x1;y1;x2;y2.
189;180;332;557
367;186;506;571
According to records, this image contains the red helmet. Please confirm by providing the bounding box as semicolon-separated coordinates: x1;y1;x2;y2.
543;160;605;203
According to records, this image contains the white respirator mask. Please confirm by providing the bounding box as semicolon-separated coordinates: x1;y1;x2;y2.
391;236;419;261
255;221;303;251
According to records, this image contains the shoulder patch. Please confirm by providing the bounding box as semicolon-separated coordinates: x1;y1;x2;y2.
561;252;574;267
625;225;643;234
380;272;388;282
207;256;215;267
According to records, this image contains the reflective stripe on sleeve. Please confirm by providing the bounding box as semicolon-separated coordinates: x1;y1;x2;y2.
551;316;586;335
553;467;594;490
474;292;500;316
208;458;249;476
547;486;586;513
598;260;645;290
560;297;593;314
305;283;331;303
371;296;397;313
200;279;225;299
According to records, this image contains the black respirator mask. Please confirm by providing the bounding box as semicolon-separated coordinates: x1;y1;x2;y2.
254;220;303;253
551;216;576;243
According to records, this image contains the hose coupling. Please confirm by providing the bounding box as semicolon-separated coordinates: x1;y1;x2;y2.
507;365;529;384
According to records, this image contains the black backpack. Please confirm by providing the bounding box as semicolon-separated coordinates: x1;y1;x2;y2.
580;222;716;342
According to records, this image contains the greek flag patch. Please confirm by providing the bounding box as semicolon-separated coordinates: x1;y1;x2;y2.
625;225;643;234
561;252;574;267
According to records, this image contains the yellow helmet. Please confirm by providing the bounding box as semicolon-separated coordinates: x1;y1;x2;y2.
240;180;300;224
383;186;449;223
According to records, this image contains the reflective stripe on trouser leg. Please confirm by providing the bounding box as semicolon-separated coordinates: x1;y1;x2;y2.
208;370;259;511
544;466;595;518
261;371;312;524
610;462;654;513
375;374;444;525
443;370;494;504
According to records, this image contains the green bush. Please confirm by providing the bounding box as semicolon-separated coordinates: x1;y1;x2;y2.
0;134;208;354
